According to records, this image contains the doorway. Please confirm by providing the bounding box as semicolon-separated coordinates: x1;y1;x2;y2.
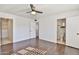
57;18;66;44
0;17;13;45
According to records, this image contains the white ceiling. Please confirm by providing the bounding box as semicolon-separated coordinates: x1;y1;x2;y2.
0;4;79;18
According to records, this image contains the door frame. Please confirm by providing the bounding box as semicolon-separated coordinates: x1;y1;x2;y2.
57;18;66;45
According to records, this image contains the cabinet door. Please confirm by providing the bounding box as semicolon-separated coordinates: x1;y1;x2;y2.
66;16;79;48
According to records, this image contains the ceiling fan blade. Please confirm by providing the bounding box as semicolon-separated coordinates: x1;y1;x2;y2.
35;10;43;13
30;4;33;8
30;4;35;11
26;4;43;14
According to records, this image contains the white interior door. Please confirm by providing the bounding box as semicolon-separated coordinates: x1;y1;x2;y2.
29;21;36;38
66;16;79;48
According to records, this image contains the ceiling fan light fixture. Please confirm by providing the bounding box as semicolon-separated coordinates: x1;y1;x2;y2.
31;11;36;15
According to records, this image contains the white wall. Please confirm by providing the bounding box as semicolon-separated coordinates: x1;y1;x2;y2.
39;16;57;43
0;12;35;43
39;10;79;48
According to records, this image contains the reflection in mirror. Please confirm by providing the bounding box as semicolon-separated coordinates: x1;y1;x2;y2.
57;18;66;45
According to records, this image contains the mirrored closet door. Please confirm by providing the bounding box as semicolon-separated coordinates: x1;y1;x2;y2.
0;18;13;45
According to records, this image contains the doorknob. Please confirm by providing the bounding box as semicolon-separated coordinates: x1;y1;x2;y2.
77;33;79;35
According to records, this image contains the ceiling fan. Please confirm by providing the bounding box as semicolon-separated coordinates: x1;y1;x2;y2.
27;4;43;15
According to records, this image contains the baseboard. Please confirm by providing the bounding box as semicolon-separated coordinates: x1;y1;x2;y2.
65;44;79;50
0;38;35;46
40;39;79;50
13;38;35;44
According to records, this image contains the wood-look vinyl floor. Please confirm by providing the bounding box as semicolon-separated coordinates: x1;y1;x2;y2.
0;38;79;55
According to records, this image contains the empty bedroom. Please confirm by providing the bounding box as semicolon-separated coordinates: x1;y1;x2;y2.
0;4;79;55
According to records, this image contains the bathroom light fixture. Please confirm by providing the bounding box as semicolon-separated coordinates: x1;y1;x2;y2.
62;22;65;26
